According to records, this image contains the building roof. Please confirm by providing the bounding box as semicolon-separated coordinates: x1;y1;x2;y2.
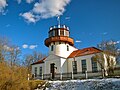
31;47;102;65
68;47;102;58
31;57;46;65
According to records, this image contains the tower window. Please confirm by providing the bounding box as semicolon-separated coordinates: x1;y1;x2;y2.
51;45;54;51
67;45;69;51
55;30;59;36
60;30;64;36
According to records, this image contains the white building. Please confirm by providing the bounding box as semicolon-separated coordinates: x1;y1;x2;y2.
31;24;116;79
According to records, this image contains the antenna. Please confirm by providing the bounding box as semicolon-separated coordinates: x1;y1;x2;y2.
57;15;60;28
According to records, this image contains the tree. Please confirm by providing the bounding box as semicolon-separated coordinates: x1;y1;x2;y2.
0;37;9;62
23;51;47;73
7;46;21;66
0;37;31;90
96;40;119;75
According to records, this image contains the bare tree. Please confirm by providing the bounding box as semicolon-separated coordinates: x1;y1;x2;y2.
96;40;119;75
0;37;9;62
23;51;47;73
8;46;21;66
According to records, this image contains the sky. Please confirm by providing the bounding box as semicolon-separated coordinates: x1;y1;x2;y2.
0;0;120;56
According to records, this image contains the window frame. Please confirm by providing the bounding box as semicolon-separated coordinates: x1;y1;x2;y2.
67;45;69;51
39;67;42;76
34;67;37;76
72;61;77;74
51;45;54;51
91;58;98;73
81;59;87;73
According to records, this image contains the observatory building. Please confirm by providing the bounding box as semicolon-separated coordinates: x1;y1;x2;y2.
31;20;116;79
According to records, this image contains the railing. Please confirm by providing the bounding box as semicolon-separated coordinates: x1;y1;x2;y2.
34;70;104;80
49;25;69;31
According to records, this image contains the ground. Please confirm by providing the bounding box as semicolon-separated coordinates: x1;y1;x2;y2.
43;78;120;90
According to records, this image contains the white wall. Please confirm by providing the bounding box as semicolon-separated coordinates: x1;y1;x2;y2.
61;58;67;73
44;54;69;74
32;63;44;75
67;54;101;73
44;54;61;74
49;42;77;58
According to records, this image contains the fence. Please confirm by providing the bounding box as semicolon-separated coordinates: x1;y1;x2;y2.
34;70;104;80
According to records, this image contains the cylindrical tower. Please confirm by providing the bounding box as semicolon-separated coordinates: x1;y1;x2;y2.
44;25;76;58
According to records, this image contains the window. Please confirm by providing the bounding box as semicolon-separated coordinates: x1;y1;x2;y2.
67;45;69;51
72;61;77;74
34;67;37;76
65;31;69;36
39;67;42;76
55;30;59;36
81;60;87;73
49;31;52;37
91;58;98;72
51;45;54;51
60;30;64;36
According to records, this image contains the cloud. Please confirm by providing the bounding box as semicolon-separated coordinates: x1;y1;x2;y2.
107;40;120;45
20;12;39;23
22;44;28;49
75;40;82;43
21;0;71;23
29;45;38;49
17;0;22;4
117;49;120;51
65;16;70;20
0;0;8;14
103;32;108;35
6;24;10;27
26;0;34;4
3;45;10;51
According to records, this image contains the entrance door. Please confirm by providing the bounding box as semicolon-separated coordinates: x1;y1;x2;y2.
50;63;55;79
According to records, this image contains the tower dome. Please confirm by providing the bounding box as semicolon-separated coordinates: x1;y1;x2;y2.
45;25;74;47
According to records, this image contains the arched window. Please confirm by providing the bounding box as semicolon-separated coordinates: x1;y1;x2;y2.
51;45;54;51
67;45;69;51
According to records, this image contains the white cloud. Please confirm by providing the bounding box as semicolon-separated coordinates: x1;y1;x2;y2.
22;44;28;49
17;0;22;4
20;12;39;23
103;32;108;35
29;45;38;49
117;49;120;51
6;24;10;27
3;45;10;51
26;0;34;4
65;16;70;20
21;0;71;23
75;40;82;43
107;40;120;45
0;0;8;14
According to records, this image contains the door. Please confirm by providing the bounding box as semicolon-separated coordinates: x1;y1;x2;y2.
50;63;55;79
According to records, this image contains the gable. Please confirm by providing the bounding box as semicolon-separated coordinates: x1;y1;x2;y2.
31;57;46;65
45;54;66;61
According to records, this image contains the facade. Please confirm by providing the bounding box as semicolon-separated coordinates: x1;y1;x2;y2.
31;24;116;80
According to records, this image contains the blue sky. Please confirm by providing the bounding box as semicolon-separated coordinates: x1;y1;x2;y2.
0;0;120;56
